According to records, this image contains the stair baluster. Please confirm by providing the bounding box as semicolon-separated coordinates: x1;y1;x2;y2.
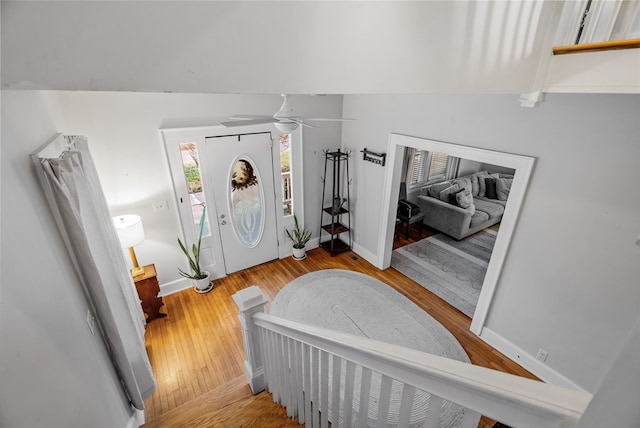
234;286;592;428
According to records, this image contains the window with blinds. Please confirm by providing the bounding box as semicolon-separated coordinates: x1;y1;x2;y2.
427;152;450;181
408;149;455;188
409;150;428;185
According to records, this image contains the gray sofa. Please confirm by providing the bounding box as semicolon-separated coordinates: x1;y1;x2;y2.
415;171;513;240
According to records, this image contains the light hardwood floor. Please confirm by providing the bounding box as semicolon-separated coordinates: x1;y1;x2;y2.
142;234;534;427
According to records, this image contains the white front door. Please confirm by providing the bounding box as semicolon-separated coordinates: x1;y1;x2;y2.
203;133;279;273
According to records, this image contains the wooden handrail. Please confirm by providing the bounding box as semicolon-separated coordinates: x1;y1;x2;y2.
553;38;640;55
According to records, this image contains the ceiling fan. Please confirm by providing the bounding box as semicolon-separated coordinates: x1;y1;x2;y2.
221;94;353;133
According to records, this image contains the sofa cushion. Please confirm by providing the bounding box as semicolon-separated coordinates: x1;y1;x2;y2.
456;189;475;216
469;210;489;228
448;188;466;205
485;177;498;199
455;188;474;209
496;177;513;201
466;204;476;216
470;175;479;196
476;196;507;207
426;181;451;199
473;171;491;197
451;177;472;194
474;198;505;220
439;184;461;202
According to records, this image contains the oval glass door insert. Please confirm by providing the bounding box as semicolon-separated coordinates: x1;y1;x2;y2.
229;157;265;247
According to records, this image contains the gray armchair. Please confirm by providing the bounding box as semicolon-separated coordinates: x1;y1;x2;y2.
397;182;424;239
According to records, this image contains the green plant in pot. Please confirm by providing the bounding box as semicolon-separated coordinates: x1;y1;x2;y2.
178;207;212;293
286;213;311;260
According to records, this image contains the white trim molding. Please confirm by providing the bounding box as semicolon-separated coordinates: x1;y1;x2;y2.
126;407;145;428
378;133;535;338
159;274;229;297
352;241;378;267
158;277;194;297
519;91;547;108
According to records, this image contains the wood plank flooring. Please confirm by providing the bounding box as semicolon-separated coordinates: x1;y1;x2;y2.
143;234;535;427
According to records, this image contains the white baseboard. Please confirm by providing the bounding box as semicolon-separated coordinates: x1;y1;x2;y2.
159;273;225;297
126;407;144;428
307;237;320;250
352;241;378;266
480;327;586;392
158;277;192;297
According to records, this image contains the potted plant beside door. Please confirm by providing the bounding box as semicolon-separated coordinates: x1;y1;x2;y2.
178;207;212;293
286;213;312;260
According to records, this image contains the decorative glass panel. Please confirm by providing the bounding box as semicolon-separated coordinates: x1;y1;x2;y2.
179;142;210;236
229;157;264;247
279;133;293;216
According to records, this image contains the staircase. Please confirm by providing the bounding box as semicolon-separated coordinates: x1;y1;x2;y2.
142;375;300;428
233;286;593;428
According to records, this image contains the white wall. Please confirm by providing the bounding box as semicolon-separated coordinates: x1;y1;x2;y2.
1;91;133;427
40;91;343;285
341;93;640;392
546;49;640;94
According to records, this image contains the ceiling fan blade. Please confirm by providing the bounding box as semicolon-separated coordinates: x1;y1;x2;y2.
221;118;277;127
289;118;316;128
305;118;355;122
231;114;272;119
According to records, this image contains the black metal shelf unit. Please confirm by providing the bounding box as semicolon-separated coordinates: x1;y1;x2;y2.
320;149;352;256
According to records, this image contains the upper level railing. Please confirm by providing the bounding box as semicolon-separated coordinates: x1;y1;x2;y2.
554;0;640;54
233;286;592;428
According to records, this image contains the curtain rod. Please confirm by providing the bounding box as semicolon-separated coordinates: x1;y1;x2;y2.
31;133;79;160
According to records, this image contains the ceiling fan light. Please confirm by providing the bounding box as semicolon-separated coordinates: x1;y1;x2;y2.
274;122;299;133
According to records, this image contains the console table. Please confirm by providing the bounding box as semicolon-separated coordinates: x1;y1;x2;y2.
132;264;166;322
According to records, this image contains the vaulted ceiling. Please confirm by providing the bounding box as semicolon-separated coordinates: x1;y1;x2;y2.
2;1;563;94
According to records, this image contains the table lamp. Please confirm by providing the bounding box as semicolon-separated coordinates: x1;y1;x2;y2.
113;214;145;277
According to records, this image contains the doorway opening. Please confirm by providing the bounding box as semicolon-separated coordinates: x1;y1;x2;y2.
378;133;534;334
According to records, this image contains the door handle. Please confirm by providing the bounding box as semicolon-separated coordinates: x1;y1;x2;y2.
220;220;227;225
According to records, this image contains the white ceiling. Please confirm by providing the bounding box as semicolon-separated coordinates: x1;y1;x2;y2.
2;1;561;94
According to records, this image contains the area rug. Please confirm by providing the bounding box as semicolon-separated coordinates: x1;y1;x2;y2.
270;269;471;427
391;229;497;318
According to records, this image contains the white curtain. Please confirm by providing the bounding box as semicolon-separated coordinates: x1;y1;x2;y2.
32;135;155;410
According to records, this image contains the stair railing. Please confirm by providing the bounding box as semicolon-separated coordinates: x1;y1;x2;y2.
233;286;592;428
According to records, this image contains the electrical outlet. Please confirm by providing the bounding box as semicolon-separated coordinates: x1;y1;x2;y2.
153;201;169;212
536;348;549;362
86;310;96;335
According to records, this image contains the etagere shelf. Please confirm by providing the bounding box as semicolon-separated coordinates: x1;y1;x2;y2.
320;150;352;256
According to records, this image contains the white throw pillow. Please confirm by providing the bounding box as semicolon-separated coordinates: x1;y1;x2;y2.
456;189;474;209
439;184;460;202
495;178;513;201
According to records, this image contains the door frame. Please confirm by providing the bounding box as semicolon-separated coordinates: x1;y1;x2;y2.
377;133;535;335
161;123;304;284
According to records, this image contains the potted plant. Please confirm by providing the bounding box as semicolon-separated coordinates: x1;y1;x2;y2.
178;207;212;293
286;213;312;260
